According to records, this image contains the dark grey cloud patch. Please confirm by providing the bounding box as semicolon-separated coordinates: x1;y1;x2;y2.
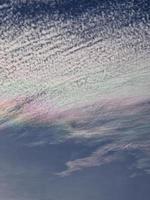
1;0;150;33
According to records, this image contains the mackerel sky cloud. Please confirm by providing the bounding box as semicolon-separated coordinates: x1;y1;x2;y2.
0;0;150;199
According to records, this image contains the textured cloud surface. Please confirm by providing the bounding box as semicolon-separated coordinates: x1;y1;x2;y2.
0;0;150;199
0;0;150;125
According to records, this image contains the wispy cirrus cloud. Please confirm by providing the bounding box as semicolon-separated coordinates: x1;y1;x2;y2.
54;98;150;176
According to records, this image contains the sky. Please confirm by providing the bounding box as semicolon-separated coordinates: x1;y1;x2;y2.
0;0;150;199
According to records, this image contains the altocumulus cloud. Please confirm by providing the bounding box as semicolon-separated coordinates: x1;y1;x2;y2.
0;0;150;178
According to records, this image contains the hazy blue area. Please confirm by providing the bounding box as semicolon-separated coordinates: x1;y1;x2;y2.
0;124;150;200
1;98;150;200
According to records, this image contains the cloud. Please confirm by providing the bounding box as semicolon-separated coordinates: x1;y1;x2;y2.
55;98;150;176
57;142;150;176
0;0;150;111
0;0;150;179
